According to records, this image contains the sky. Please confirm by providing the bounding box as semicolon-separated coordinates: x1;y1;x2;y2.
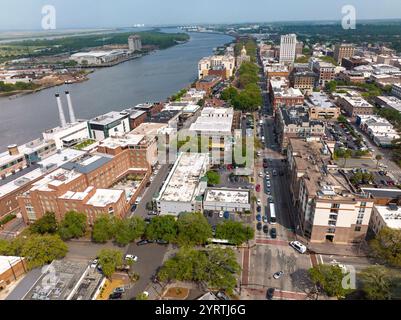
0;0;401;31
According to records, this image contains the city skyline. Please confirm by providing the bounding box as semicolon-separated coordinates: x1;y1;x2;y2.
1;0;401;31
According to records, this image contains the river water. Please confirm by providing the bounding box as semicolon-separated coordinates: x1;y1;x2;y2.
0;30;233;150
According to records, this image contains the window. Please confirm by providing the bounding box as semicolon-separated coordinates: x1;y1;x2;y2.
360;202;367;207
355;226;361;232
359;208;365;213
327;228;336;234
358;213;364;219
356;219;363;225
331;203;340;209
329;215;337;220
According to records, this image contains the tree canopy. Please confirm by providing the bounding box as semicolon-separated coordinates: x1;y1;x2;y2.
98;249;123;278
114;216;146;246
29;212;58;235
92;215;117;243
215;220;254;245
370;227;401;267
145;215;178;242
205;170;220;186
359;266;395;300
176;212;213;246
309;264;351;298
58;211;87;240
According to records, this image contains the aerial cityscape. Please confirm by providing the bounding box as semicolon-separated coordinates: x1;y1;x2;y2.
1;0;401;308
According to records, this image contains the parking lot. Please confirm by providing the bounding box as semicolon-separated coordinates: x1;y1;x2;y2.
247;243;314;295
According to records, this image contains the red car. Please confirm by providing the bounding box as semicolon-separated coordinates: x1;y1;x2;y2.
255;184;261;192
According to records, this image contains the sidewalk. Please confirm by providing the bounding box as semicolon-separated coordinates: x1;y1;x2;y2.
308;242;369;258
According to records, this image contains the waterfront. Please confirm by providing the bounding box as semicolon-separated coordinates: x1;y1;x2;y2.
0;30;233;150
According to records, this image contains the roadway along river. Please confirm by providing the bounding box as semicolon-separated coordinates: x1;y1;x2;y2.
0;30;233;150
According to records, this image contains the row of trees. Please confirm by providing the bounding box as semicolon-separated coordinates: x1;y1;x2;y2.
221;84;262;112
0;81;39;93
158;247;240;293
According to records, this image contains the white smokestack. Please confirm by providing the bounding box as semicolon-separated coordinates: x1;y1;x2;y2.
55;93;67;128
65;91;76;123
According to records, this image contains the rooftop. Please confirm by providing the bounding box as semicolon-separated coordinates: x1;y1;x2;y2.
307;92;336;109
158;153;208;203
30;168;83;192
374;205;401;229
86;189;124;207
189;107;234;134
99;134;145;149
89;111;129;126
338;91;373;108
0;256;24;275
131;122;168;136
61;154;113;174
204;188;250;204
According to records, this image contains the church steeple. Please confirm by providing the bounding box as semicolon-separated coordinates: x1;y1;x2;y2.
241;45;247;56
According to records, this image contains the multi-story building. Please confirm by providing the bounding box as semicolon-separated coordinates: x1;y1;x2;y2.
287;138;373;244
279;34;297;65
156;152;209;216
236;46;251;67
310;58;336;87
265;63;289;81
392;83;401;99
195;75;222;94
341;56;369;70
18;149;150;225
198;55;235;80
275;106;325;152
203;188;251;213
305;92;341;120
370;204;401;234
338;70;366;84
356;115;400;147
289;71;318;93
269;77;304;111
296;41;304;56
88;111;131;141
128;34;142;52
334;43;355;64
336;91;374;117
376;95;401;113
42;121;90;149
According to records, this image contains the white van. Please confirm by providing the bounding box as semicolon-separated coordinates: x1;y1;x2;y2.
289;241;307;254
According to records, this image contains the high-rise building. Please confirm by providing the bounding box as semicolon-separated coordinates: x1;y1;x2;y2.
128;34;142;52
279;34;297;65
334;43;355;64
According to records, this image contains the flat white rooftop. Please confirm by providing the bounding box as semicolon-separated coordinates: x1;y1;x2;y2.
0;256;24;275
86;189;123;207
131;123;168;136
204;188;250;204
189;107;233;134
375;205;401;230
89;111;128;126
159;153;208;203
100;134;145;149
31;168;82;192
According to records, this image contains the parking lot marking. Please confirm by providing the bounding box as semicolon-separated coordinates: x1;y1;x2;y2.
241;247;250;286
256;239;288;246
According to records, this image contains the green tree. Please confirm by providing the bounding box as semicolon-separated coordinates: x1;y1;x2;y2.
375;154;383;169
29;212;58;235
370;227;401;267
309;264;351;298
98;249;123;278
145;215;178;242
206;170;220;186
58;211;87;240
176;212;213;246
221;86;239;102
215;220;254;245
136;292;149;300
92;215;116;243
21;234;68;269
359;266;394;300
0;239;12;255
114;217;146;246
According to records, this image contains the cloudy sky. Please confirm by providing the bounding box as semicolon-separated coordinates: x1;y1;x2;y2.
0;0;400;30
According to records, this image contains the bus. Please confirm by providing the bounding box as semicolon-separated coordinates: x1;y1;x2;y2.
269;203;277;225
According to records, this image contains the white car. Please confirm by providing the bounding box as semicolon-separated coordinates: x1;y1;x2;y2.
125;254;138;262
90;259;98;268
257;199;262;206
266;181;271;187
289;241;307;254
219;211;224;218
259;171;264;178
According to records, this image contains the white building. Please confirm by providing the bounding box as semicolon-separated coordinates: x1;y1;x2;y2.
156;153;209;216
279;34;297;65
128;35;142;52
88;111;131;141
370;204;401;234
198;55;235;79
357;114;400;147
42;121;90;149
203;188;250;213
70;50;128;65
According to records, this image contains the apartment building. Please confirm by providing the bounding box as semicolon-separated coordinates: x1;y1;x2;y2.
356;115;400;147
18;149;150;224
88;111;131;141
336;91;374;117
42;121;90;149
287;138;373;244
305;92;340;120
269;77;304;111
275;107;325;152
265;63;289;81
370;204;401;234
334;44;355;64
392;83;401;99
310;58;336;87
289;71;318;93
279;34;297;65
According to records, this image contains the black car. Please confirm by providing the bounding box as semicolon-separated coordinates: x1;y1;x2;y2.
263;225;269;234
109;292;123;300
156;239;169;245
270;228;277;239
137;239;151;246
216;291;230;300
266;288;275;300
257;205;262;213
257;222;263;231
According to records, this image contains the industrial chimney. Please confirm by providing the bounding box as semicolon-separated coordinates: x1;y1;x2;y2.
65;91;76;123
55;93;67;128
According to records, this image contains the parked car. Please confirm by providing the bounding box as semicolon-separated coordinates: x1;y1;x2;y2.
256;214;262;222
266;288;275;300
109;292;123;300
114;287;125;294
289;241;307;254
263;215;268;223
273;271;284;279
266;181;271;187
255;184;261;192
259;171;264;178
257;199;261;206
272;170;277;176
257;205;262;213
125;254;138;262
137;239;151;246
270;228;277;239
216;291;230;300
268;197;274;203
219;211;224;218
90;259;98;268
263;225;269;234
257;222;263;231
156;239;169;245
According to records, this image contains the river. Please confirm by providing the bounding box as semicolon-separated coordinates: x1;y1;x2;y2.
0;30;233;150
